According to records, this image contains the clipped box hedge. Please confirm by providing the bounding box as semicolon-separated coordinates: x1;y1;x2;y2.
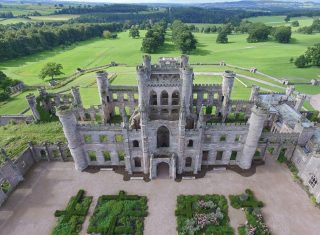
52;189;92;235
175;194;234;235
87;191;148;235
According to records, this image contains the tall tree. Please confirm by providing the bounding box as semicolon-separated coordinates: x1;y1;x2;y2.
273;26;292;43
247;23;271;43
171;20;197;54
216;31;228;44
39;62;64;80
129;26;140;38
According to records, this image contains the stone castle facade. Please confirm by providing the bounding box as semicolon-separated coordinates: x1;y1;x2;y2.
25;56;320;202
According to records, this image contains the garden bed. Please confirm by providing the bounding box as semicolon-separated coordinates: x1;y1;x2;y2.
229;189;270;235
87;190;148;235
175;194;233;235
52;189;92;235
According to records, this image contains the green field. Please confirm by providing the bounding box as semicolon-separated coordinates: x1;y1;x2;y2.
0;3;60;16
0;14;79;24
0;23;319;114
246;16;315;28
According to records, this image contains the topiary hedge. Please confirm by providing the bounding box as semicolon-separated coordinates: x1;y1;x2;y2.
87;191;148;235
175;194;233;235
230;189;270;235
52;190;92;235
229;189;264;209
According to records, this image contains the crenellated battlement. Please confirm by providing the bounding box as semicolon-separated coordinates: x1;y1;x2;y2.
204;122;249;131
260;132;300;143
77;123;123;131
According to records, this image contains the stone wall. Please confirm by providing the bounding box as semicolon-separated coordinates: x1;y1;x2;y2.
0;143;72;207
0;115;33;126
291;146;320;203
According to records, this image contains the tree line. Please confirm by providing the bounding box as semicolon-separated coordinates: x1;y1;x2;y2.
214;21;292;44
0;22;123;62
73;7;268;24
0;12;14;18
55;4;148;15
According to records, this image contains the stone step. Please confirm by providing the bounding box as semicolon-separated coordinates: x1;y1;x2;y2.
130;177;144;180
182;176;196;180
100;168;113;171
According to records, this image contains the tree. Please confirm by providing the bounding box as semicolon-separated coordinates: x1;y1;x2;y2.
273;26;292;43
129;26;140;38
171;20;197;54
294;55;308;68
298;26;313;34
284;15;291;23
216;31;228;43
311;19;320;32
103;30;117;39
305;43;320;66
247;23;271;43
218;23;233;35
39;63;64;80
291;21;300;27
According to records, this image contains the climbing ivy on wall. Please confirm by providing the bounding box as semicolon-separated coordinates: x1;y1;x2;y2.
36;96;58;122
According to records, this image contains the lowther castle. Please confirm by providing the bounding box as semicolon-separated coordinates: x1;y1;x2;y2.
22;55;319;201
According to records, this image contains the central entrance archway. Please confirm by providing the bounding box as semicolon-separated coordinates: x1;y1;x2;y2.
156;162;170;179
157;126;170;148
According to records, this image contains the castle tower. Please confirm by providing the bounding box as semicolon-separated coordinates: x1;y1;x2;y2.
286;86;295;98
180;55;189;67
37;87;51;111
143;54;151;74
56;107;88;171
180;63;193;115
139;102;150;174
294;93;306;111
221;70;235;120
96;71;113;122
71;86;82;107
26;94;40;121
177;103;186;174
239;104;268;169
294;121;315;146
250;85;260;102
137;61;148;107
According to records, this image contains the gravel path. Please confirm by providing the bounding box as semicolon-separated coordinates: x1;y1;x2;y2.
1;156;320;235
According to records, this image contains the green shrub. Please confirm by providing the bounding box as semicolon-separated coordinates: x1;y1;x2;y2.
229;189;264;209
175;194;233;235
87;191;148;234
52;190;92;235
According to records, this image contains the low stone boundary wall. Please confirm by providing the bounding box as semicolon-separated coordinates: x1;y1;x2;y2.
0;115;33;126
0;143;72;207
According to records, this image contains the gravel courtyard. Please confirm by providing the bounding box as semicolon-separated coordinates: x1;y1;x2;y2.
1;156;320;235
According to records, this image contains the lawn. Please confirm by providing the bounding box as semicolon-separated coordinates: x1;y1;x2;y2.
0;27;319;114
0;15;79;25
0;122;65;161
0;3;60;16
246;15;315;28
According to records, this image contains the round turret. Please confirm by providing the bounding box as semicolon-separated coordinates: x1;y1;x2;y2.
239;104;268;169
56;106;88;171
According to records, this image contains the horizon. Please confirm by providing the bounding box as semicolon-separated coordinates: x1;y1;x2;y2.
55;0;320;3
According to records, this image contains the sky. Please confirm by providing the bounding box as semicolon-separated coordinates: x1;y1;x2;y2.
62;0;238;2
59;0;318;3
